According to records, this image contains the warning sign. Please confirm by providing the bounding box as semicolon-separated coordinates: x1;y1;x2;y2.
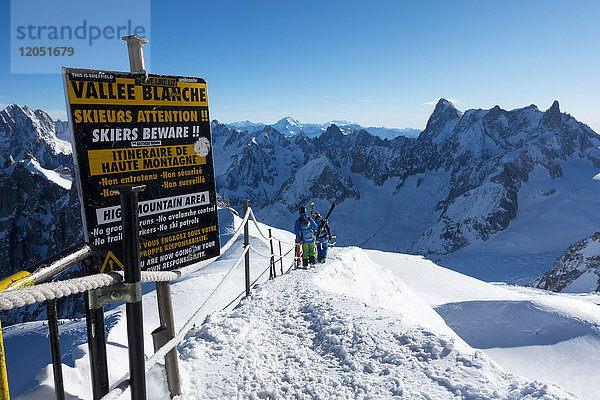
63;67;220;272
101;251;124;273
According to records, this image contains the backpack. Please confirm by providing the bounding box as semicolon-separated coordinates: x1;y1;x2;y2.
301;219;315;242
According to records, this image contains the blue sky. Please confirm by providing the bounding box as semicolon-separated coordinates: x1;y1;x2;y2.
1;0;599;131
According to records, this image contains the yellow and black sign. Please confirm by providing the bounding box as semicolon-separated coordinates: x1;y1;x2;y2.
63;67;220;272
101;251;124;273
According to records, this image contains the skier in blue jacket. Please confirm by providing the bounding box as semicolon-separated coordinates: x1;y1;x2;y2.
313;212;331;263
294;206;318;268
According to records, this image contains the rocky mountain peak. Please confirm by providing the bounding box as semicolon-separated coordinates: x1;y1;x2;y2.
541;100;562;126
280;116;299;125
534;231;600;292
421;98;462;141
316;124;345;148
548;100;560;114
271;116;303;136
1;104;72;170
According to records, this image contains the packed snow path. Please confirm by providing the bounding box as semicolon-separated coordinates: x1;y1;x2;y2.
175;248;575;399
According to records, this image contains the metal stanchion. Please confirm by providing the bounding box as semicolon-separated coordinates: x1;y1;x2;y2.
115;184;146;400
47;298;65;400
243;200;250;297
278;241;283;275
269;229;276;279
151;282;181;398
83;256;109;400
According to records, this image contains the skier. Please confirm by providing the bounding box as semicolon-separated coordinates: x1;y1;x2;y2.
314;212;331;263
294;206;318;268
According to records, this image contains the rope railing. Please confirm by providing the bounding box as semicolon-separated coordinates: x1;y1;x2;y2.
99;206;300;400
2;203;305;400
0;273;123;310
0;211;252;310
101;244;252;400
138;208;251;283
248;208;297;246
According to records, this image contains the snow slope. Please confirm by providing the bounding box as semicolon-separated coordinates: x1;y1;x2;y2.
6;209;296;399
5;212;596;399
367;250;600;400
174;247;575;399
7;157;72;190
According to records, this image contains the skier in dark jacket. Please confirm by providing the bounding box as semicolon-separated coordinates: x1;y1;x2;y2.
294;206;318;268
314;212;331;263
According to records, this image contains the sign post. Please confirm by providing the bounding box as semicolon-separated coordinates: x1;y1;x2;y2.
63;35;219;399
116;183;146;400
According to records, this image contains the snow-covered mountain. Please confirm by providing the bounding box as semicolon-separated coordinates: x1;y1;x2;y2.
225;119;266;132
3;96;600;325
0;104;82;323
215;99;600;283
226;116;420;139
534;232;600;292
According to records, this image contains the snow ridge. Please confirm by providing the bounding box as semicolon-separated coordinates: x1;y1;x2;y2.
176;248;575;399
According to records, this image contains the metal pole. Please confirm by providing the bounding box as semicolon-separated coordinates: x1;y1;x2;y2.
243;200;250;297
119;36;148;400
295;243;299;269
278;241;283;275
47;299;65;400
122;35;148;74
269;229;275;279
83;256;109;400
116;184;146;400
152;282;181;398
0;320;9;400
0;243;94;292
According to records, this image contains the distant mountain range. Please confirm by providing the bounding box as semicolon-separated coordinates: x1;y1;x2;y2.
225;116;421;140
2;98;600;326
213;99;600;285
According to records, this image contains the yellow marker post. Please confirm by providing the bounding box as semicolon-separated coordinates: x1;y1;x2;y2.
0;271;33;292
0;320;9;400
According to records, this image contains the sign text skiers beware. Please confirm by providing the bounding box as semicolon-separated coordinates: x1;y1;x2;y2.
63;68;220;272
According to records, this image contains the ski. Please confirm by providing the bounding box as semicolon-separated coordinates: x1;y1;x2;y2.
316;201;336;236
310;202;315;219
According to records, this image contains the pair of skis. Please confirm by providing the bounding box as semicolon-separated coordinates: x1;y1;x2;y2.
312;201;335;237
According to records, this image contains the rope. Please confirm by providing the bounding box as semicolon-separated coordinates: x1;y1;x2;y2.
145;245;249;371
0;273;122;310
285;257;299;274
0;210;251;310
101;244;251;400
139;210;251;283
249;245;274;260
280;246;294;260
249;244;296;268
221;260;273;312
100;379;129;400
248;208;297;246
